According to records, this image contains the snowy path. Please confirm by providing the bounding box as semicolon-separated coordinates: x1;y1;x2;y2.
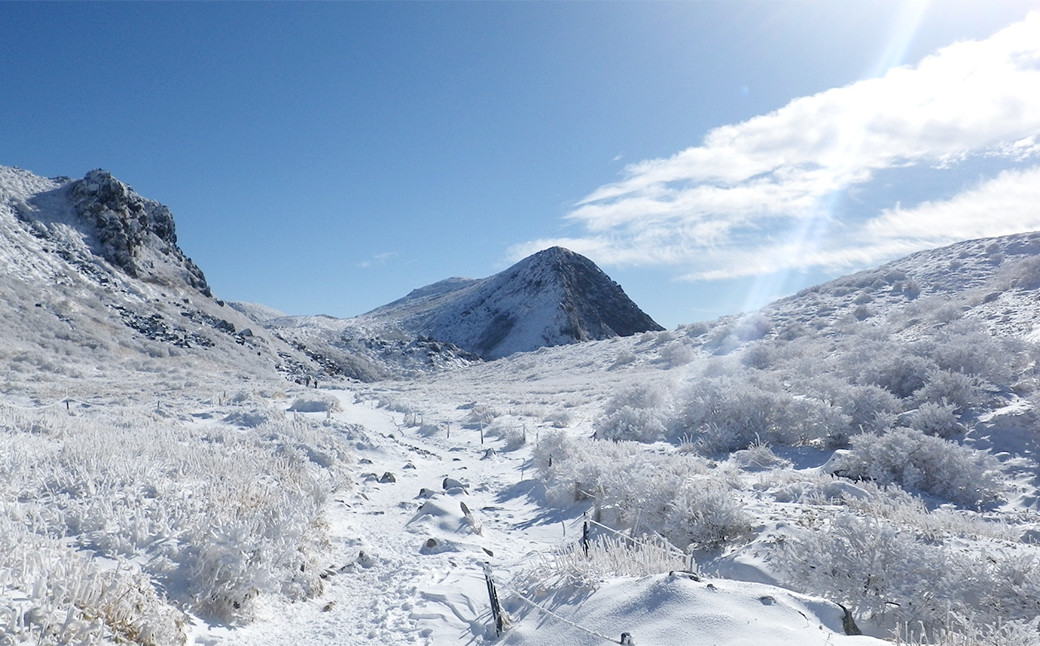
189;385;891;646
193;387;562;646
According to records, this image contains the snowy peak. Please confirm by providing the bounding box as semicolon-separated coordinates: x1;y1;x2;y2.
365;246;663;359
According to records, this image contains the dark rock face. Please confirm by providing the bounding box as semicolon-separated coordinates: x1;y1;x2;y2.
531;246;664;341
70;170;210;295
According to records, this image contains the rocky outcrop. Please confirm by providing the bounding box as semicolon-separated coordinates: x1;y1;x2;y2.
70;170;210;295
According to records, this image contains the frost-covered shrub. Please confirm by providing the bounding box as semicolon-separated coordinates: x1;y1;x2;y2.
913;369;978;412
596;385;671;442
287;393;343;413
740;341;775;369
832;384;901;438
859;353;937;399
905;401;964;438
514;533;688;593
603;384;670;414
897;616;1040;646
657;340;695;367
532;433;750;550
542;409;571;428
609;350;637;369
0;511;187;645
830;427;1007;507
670;377;850;453
777;512;1040;637
596;405;668;442
733;314;773;341
918;321;1014;387
465;403;498;427
485;416;528;451
729;441;791;471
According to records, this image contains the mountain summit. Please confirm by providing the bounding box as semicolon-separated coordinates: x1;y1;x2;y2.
362;246;664;359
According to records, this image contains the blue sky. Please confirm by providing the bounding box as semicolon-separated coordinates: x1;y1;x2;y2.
3;1;1039;328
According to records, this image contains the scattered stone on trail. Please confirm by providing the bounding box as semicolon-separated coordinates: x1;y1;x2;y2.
442;477;466;491
379;472;397;483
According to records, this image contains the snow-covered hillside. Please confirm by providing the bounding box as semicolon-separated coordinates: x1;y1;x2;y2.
0;166;321;388
3;165;1040;646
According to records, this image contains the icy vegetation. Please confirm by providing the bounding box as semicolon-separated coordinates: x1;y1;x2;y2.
3;165;1040;645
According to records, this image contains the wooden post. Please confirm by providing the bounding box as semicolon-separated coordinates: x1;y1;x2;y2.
582;520;591;558
483;562;505;637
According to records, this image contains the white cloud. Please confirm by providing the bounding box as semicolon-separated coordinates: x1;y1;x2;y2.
357;251;399;269
520;12;1040;281
864;166;1040;244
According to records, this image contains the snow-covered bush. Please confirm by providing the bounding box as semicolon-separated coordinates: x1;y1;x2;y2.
913;369;978;412
533;432;751;550
595;405;669;442
287;393;343;413
740;341;776;369
484;416;528;451
0;511;188;645
657;340;695;367
729;441;791;471
859;353;937;399
829;383;901;438
905;401;963;438
669;376;850;453
896;616;1040;646
595;385;672;442
919;321;1014;388
777;512;1040;637
829;427;1008;507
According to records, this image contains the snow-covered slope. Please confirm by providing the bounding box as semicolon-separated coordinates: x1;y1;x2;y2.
0;165;318;387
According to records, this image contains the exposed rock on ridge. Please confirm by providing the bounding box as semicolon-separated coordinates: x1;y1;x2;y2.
69;170;210;294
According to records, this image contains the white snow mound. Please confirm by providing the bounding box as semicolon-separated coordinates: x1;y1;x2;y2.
500;573;887;646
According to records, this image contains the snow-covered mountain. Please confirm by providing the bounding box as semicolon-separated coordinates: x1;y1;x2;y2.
360;246;663;359
254;246;664;381
0;166;316;387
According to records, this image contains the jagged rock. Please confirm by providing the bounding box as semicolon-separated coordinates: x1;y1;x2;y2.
69;169;210;295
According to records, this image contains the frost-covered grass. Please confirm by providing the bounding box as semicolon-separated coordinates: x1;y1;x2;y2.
512;532;689;594
0;399;351;642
